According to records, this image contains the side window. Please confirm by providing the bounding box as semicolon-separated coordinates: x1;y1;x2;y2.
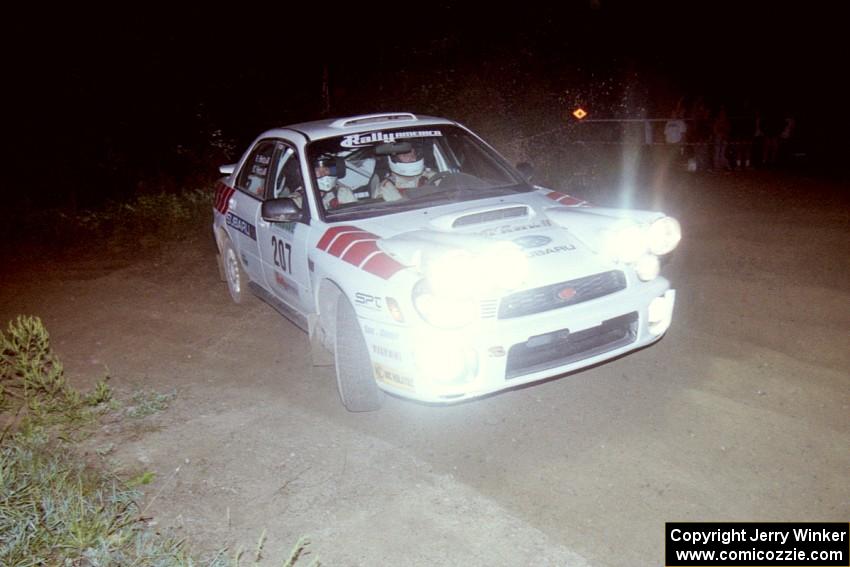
271;146;305;200
236;141;275;198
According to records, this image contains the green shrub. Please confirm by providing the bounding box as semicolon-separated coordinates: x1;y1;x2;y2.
0;317;317;565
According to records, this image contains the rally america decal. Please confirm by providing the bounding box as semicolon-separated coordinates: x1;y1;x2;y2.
340;130;443;148
544;190;589;207
316;226;405;280
225;212;256;240
214;182;236;214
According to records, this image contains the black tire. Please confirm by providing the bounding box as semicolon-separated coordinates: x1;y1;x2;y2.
334;295;384;412
222;237;248;304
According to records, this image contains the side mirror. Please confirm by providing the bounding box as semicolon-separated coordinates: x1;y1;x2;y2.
219;163;237;175
261;198;301;223
516;162;534;183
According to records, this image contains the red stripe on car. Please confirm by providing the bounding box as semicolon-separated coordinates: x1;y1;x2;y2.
546;190;587;207
327;231;377;257
558;195;585;206
316;225;361;251
362;253;405;280
215;184;235;214
342;240;380;266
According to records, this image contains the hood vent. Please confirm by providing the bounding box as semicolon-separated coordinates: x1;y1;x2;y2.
452;206;529;228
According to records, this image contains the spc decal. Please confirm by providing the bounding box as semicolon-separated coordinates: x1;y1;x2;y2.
373;363;414;390
226;212;257;240
341;130;443;148
355;292;382;310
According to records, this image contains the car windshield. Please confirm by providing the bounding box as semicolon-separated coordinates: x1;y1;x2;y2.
306;125;529;220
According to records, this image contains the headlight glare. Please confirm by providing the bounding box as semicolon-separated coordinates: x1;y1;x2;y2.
602;222;648;263
412;280;476;328
635;254;660;281
648;216;681;255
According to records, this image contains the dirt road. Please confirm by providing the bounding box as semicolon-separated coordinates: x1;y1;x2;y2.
2;170;848;565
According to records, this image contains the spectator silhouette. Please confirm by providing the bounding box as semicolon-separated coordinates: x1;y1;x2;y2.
730;104;755;169
664;99;688;167
712;105;732;171
761;108;783;167
779;110;796;165
687;97;711;171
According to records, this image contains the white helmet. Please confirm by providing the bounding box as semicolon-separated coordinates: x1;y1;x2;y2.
389;148;424;177
315;157;337;193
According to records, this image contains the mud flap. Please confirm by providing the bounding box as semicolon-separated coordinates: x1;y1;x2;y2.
309;315;334;367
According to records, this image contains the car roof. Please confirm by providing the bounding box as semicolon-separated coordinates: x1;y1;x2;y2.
267;112;459;142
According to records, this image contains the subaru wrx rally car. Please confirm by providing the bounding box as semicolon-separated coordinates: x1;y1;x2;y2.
213;113;680;411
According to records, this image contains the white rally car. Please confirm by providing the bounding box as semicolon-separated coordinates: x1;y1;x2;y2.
213;113;680;411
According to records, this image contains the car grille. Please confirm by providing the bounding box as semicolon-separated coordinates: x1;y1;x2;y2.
498;270;626;319
505;312;638;379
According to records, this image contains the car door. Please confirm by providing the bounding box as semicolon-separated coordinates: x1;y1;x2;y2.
258;142;313;313
231;140;276;284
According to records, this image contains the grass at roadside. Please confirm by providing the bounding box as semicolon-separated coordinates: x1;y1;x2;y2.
0;316;317;566
2;188;215;263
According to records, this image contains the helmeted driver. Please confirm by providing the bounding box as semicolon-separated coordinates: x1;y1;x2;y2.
315;156;356;209
375;143;435;201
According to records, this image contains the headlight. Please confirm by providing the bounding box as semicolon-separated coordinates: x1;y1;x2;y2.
428;249;477;296
647;216;681;255
412;280;476;328
601;222;648;263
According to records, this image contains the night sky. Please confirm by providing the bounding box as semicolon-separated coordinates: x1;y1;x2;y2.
7;1;847;206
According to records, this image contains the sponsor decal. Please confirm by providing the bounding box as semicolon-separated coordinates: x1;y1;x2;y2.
274;271;298;296
226;212;257;240
544;190;589;207
316;225;405;280
214;182;236;214
374;363;414;390
340;130;443;148
478;220;552;237
526;244;575;258
372;344;402;361
355;292;382;310
513;235;552;249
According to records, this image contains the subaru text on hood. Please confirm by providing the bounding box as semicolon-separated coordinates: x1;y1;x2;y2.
212;113;681;411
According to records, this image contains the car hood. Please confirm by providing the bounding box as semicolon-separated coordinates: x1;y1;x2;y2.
356;193;628;288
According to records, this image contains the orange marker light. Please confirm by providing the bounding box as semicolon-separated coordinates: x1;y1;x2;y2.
572;108;587;120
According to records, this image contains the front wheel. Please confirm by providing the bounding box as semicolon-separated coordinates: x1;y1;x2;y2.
222;237;248;304
334;296;384;412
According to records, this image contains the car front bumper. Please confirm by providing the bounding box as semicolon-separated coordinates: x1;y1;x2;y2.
366;278;676;404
